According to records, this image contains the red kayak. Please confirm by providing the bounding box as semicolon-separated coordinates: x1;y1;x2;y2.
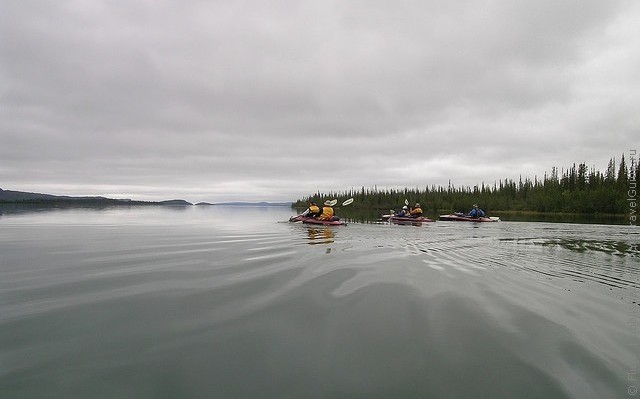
388;215;435;224
289;215;346;226
439;213;500;222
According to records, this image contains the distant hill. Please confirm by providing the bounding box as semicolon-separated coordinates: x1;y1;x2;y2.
0;188;191;206
160;199;193;206
0;188;112;202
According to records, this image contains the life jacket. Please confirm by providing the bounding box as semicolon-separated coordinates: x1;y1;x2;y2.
319;206;334;220
309;205;320;215
410;207;423;216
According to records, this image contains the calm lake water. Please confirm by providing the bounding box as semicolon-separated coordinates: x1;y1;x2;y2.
1;205;639;398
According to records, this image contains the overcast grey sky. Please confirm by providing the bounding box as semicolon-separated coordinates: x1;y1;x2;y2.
1;1;638;202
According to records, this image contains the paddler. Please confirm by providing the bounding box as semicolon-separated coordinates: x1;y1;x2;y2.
467;204;485;218
318;200;336;221
410;203;423;218
302;201;321;218
396;205;409;217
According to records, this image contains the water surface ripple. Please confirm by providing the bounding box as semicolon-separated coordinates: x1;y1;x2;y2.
0;206;638;398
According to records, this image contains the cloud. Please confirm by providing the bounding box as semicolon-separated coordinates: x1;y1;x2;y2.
1;0;638;202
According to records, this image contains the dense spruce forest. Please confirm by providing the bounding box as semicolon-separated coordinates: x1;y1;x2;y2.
294;155;638;215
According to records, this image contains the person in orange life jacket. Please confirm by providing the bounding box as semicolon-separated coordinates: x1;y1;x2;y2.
410;203;423;218
396;205;409;217
467;204;485;218
302;201;321;218
318;200;337;221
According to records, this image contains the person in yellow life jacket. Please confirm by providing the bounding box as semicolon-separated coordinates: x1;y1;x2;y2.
410;203;423;218
319;200;335;221
302;201;321;218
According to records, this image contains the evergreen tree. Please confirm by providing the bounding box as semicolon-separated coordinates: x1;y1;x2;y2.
617;154;628;188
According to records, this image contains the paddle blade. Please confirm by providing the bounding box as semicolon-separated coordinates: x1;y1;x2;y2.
405;199;409;206
342;198;354;206
328;199;338;206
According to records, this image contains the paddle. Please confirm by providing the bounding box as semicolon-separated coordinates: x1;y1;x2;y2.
329;198;353;222
381;208;396;219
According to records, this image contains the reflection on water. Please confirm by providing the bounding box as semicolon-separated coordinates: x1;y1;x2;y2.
305;227;335;245
536;238;637;256
0;206;638;398
491;211;627;225
495;233;640;289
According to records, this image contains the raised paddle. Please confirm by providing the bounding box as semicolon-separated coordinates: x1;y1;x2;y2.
342;198;354;206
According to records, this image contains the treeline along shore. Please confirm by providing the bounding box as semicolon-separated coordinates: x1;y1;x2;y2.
293;155;638;217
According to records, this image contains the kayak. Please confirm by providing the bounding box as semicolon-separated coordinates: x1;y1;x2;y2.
289;215;346;226
439;213;500;222
388;215;435;224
